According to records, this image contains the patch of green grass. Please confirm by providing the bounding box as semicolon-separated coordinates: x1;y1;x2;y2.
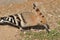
18;17;60;40
47;29;60;40
19;29;60;40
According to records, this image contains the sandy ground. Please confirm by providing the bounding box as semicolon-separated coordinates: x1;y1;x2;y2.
0;0;60;40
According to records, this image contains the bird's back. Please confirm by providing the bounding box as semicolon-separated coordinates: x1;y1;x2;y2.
21;12;38;26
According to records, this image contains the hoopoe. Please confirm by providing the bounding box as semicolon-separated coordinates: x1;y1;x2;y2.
0;3;49;32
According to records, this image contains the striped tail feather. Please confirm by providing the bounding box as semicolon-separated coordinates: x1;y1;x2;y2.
0;14;22;29
0;17;9;24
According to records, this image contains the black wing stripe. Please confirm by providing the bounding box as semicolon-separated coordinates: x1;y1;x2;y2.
14;14;21;21
20;13;26;23
9;15;16;24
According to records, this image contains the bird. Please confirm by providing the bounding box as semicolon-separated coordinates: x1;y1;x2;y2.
0;3;49;32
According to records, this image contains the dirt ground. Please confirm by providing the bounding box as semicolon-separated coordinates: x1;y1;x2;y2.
0;0;60;40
